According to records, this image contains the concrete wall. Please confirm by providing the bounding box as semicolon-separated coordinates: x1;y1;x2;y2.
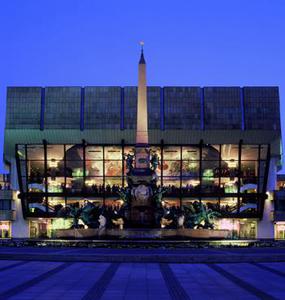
257;192;274;239
11;196;29;238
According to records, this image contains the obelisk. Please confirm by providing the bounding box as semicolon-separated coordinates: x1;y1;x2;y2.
135;42;150;169
136;41;148;145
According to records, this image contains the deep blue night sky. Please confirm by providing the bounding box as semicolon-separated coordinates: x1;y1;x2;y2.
0;0;285;173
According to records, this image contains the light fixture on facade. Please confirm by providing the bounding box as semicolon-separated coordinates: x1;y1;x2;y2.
228;159;237;168
49;159;58;168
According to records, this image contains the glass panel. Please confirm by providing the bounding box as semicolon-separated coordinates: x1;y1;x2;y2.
202;145;220;160
201;178;220;192
65;145;83;161
84;198;103;205
47;177;65;192
123;146;135;156
105;146;122;160
66;160;84;177
86;161;103;176
48;197;66;217
163;146;181;160
202;161;219;177
163;177;180;188
47;145;64;160
85;177;104;194
182;177;200;195
221;144;238;160
164;187;180;197
182;146;199;160
220;197;238;214
150;146;161;159
105;161;122;176
241;145;259;160
27;145;44;160
240;177;258;193
241;161;258;177
66;197;84;206
182;198;200;207
85;146;103;160
27;160;45;178
182;161;199;176
162;198;180;208
47;160;64;177
28;196;47;215
28;177;45;192
220;177;238;193
240;197;257;213
150;146;161;176
105;198;124;207
182;177;200;189
220;161;239;177
163;161;180;176
105;177;122;188
201;198;219;212
69;178;84;192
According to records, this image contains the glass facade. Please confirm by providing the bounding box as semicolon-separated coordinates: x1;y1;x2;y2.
45;87;81;129
124;87;137;129
164;87;201;130
84;87;121;129
6;86;280;131
204;87;241;129
244;87;280;130
6;87;41;129
16;142;270;219
147;87;160;129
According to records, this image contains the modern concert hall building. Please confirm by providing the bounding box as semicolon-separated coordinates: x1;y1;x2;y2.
1;49;282;239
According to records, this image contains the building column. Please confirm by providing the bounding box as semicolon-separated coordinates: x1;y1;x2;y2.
257;157;277;239
257;193;274;239
10;158;29;238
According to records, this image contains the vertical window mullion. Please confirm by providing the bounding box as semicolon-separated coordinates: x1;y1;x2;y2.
24;145;28;194
218;144;221;208
199;140;203;201
64;144;67;208
257;145;261;193
180;145;182;207
122;140;125;187
43;141;48;213
82;141;86;192
161;140;164;186
237;140;243;214
103;146;105;206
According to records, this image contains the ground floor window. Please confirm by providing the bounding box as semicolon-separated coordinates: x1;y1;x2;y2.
0;221;11;238
29;218;75;238
275;223;285;239
29;219;51;238
215;219;257;239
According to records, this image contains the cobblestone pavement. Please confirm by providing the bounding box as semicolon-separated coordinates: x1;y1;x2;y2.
0;260;284;299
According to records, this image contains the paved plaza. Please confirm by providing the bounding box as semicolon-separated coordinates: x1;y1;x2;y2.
0;247;284;299
0;260;284;299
